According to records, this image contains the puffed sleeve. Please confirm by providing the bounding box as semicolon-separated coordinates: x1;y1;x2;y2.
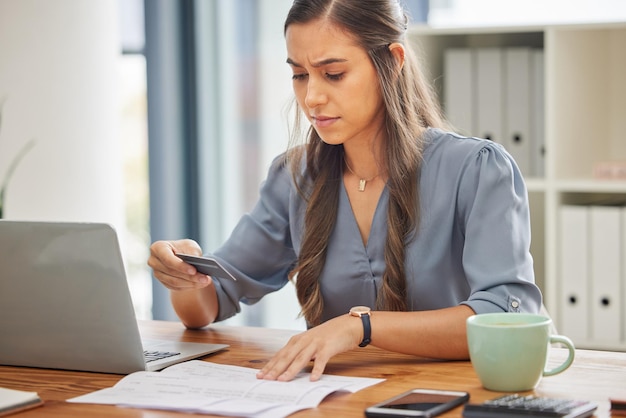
457;142;542;314
209;155;299;321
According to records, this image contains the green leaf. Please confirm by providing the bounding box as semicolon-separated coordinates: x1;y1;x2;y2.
1;138;36;195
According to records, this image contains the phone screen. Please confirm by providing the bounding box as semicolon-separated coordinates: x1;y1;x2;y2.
385;392;462;410
365;389;469;417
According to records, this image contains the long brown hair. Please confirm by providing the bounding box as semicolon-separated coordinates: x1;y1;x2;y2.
284;0;446;326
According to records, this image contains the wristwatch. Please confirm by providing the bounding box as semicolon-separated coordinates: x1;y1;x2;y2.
349;306;372;347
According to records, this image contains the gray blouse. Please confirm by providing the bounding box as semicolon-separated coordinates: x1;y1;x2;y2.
211;128;542;323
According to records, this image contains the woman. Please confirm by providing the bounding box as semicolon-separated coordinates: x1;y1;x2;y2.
148;0;542;382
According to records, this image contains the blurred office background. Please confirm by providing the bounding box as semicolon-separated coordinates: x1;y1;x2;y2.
0;0;624;330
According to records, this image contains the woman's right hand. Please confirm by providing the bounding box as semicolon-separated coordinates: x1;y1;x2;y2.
148;239;213;291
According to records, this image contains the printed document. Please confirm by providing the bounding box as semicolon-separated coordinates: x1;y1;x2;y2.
68;360;384;417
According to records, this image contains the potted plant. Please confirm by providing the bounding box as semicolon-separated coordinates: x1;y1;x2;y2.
0;97;36;219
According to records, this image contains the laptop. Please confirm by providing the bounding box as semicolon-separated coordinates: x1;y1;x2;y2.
0;220;228;374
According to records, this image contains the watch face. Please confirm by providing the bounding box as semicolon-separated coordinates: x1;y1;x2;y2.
350;306;371;316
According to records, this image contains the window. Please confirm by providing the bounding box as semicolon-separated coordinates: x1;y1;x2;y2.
118;0;151;319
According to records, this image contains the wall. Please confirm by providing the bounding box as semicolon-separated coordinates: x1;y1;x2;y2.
0;0;124;230
429;0;626;26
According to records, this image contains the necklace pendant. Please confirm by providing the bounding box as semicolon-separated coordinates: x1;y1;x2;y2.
358;179;367;192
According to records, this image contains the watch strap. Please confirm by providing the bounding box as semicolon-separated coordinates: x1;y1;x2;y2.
358;312;371;347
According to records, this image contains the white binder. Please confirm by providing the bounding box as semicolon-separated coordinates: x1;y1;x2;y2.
589;205;623;344
503;47;532;176
622;208;626;344
559;205;589;343
444;48;474;136
531;49;545;178
475;48;503;143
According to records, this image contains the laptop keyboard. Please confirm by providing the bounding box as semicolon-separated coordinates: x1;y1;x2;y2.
144;350;180;363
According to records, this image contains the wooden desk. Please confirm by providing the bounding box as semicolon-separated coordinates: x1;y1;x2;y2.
0;320;624;418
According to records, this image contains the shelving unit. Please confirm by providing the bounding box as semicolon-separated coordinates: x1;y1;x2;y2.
409;21;626;351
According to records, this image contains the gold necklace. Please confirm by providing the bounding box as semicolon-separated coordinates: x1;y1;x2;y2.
343;156;379;192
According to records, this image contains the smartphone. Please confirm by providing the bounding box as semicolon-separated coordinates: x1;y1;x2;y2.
176;254;237;281
365;388;470;418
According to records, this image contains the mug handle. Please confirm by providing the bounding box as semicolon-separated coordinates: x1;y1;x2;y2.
543;335;575;376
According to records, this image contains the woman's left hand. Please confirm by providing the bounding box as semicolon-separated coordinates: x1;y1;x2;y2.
256;314;362;382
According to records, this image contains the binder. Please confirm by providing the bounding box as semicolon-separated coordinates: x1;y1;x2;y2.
558;205;589;343
475;48;503;143
589;205;623;344
531;49;545;178
622;208;626;343
444;48;474;135
503;47;532;176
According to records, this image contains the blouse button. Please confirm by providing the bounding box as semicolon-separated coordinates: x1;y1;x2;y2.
511;301;520;309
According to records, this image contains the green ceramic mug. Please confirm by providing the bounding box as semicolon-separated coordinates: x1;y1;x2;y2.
466;313;575;392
